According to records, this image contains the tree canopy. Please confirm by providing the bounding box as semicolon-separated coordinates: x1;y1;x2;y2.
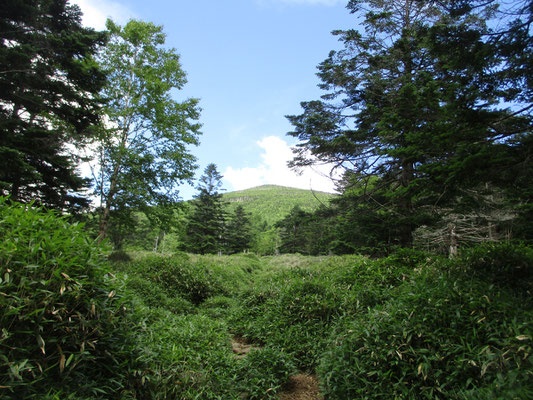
287;0;532;248
0;0;107;210
93;19;201;241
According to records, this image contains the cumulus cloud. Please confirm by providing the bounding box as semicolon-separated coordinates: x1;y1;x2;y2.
224;136;340;193
71;0;134;30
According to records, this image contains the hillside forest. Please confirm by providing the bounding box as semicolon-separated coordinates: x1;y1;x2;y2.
1;1;532;399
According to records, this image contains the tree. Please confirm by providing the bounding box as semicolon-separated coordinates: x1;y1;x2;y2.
94;19;201;241
428;0;533;243
0;0;107;210
226;205;252;254
276;205;312;254
287;0;528;247
183;164;227;254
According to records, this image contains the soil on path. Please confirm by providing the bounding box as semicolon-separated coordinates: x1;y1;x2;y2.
231;336;255;358
279;374;323;400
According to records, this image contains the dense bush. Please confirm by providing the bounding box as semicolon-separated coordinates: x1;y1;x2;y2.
6;208;529;400
236;347;296;399
115;253;255;306
133;309;241;400
455;242;533;293
229;255;416;370
0;198;141;398
319;265;533;399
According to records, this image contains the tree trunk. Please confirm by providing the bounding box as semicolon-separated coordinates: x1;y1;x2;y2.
97;164;121;243
449;224;458;258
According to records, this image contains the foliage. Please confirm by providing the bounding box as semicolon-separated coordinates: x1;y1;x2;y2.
113;252;255;306
318;266;533;399
0;0;106;210
236;347;296;400
287;0;532;248
132;309;241;400
3;193;531;399
0;198;140;398
276;206;313;254
225;205;253;254
252;226;280;256
229;255;413;370
183;164;227;254
94;19;201;241
108;252;297;399
453;242;533;293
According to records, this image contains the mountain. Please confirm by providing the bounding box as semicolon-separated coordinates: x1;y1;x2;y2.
222;185;337;225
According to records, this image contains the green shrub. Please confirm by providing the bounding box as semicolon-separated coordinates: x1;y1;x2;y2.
318;267;533;399
237;347;296;400
199;295;238;319
107;250;132;263
125;274;194;314
456;242;533;292
0;198;141;398
120;255;224;305
383;247;431;269
229;254;423;370
134;310;241;400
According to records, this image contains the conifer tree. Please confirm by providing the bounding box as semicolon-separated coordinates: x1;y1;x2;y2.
287;0;529;246
0;0;106;210
276;206;312;254
183;164;226;254
226;205;252;254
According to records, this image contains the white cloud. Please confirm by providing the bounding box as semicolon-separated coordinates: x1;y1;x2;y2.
224;136;340;193
71;0;134;30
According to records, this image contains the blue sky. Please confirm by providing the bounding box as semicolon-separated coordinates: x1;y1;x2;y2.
72;0;356;199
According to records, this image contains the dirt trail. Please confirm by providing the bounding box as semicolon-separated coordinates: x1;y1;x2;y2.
231;336;255;358
279;374;323;400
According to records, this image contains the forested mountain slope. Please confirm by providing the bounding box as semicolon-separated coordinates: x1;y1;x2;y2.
222;185;336;225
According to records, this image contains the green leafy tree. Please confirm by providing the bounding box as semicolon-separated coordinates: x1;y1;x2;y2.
226;205;252;254
94;19;201;241
0;0;106;210
183;164;227;254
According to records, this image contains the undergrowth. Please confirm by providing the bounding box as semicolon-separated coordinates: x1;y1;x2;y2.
2;198;532;399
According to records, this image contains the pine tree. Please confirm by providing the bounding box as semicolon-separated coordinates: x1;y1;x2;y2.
287;0;529;247
183;164;226;254
0;0;107;210
276;206;312;254
226;205;252;254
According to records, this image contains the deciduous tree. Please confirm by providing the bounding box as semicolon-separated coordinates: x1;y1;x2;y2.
94;19;201;241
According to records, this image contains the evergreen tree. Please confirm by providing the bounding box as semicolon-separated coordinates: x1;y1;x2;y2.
183;164;226;254
287;0;529;247
226;205;252;254
0;0;107;210
276;205;312;254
